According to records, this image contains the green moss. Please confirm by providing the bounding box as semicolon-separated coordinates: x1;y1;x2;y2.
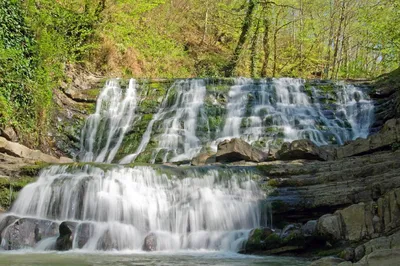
246;230;282;251
114;114;154;162
303;83;313;97
392;142;400;151
267;179;279;187
314;247;343;257
64;162;118;171
82;89;100;98
271;200;290;213
256;164;276;175
20;163;50;177
282;230;305;246
0;176;36;209
206;84;231;93
264;233;282;248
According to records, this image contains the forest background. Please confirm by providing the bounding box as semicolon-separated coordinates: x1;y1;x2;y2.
0;0;399;147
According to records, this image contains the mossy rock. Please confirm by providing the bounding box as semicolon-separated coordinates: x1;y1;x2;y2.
20;163;50;177
246;229;282;251
0;176;36;210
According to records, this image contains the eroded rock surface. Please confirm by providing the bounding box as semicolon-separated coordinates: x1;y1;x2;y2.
216;138;268;163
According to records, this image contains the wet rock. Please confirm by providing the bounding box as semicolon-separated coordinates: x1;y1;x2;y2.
1;218;58;250
336;119;400;159
55;221;76;251
277;139;332;161
337;203;370;242
280;223;302;239
310;257;346;266
354;244;366;262
0;215;19;244
245;229;280;251
97;230;115;250
339;247;355;262
317;214;343;241
356;248;400;266
143;232;157;251
74;222;93;249
191;152;216;166
302;220;317;236
216;138;268;163
353;231;400;262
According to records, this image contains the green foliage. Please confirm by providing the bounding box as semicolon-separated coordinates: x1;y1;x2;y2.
0;0;103;144
0;176;35;210
0;1;37;131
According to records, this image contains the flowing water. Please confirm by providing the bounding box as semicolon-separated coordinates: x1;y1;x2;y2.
0;77;374;265
117;78;374;163
80;79;137;163
5;165;265;252
0;251;309;266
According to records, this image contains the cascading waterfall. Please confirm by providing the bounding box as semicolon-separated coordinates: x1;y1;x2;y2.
115;78;373;163
121;79;207;164
80;78;137;163
4;165;265;251
216;78;374;149
0;77;375;254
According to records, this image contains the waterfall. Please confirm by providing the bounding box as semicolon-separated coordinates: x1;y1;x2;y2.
80;78;137;163
0;77;375;253
216;78;374;149
87;77;374;163
121;79;207;164
7;165;265;251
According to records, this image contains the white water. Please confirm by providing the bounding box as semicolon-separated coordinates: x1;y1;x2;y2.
0;77;374;255
113;78;374;163
121;79;207;164
7;165;265;252
80;79;137;163
217;78;374;148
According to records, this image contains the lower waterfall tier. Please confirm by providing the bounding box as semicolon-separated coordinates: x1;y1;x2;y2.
0;165;268;252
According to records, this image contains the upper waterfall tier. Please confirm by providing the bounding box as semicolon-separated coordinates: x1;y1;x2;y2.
79;78;374;164
80;78;138;163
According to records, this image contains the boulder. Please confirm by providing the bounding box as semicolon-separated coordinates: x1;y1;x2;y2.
143;232;157;251
74;222;93;249
336;203;370;242
0;218;58;250
317;214;343;241
191;152;216;166
280;223;302;239
216;138;268;163
354;231;400;262
277;139;332;161
355;248;400;266
339;247;355;262
302;220;318;236
55;221;76;251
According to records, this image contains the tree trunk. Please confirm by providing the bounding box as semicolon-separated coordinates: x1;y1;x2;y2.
224;0;256;77
200;1;209;45
250;20;260;77
261;16;271;77
331;0;346;79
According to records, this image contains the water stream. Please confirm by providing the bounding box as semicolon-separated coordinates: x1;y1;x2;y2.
0;77;375;265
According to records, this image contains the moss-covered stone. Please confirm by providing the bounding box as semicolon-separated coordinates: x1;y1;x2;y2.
20;163;50;177
0;176;36;210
